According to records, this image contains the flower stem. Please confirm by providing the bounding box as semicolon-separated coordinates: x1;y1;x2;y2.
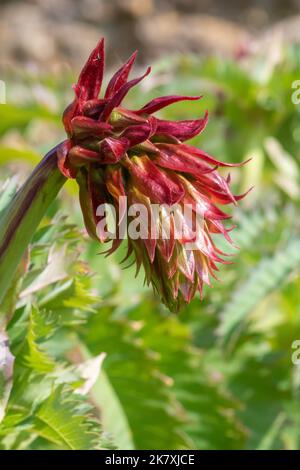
0;144;66;305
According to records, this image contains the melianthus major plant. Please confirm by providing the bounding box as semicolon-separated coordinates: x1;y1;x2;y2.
2;40;299;452
0;39;248;312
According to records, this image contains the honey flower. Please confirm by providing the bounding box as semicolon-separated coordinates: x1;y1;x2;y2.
58;38;248;312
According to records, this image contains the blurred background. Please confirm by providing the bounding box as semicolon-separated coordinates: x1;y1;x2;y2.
1;0;300;451
1;0;300;70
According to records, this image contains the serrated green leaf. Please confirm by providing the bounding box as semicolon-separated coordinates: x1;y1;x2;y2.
32;385;102;450
219;238;300;347
15;305;55;373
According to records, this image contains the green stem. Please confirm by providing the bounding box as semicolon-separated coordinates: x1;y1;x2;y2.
0;144;66;305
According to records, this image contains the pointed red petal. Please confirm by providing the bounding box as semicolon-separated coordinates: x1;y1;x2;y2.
179;278;196;303
82;98;108;117
57;140;76;179
99;137;129;163
180;144;251;167
234;186;254;201
62;100;78;136
76;168;107;241
104;51;138;99
105;165;127;228
101;66;151;121
71;116;112;137
153;145;215;177
158;143;249;169
74;38;105;103
136;140;160;154
193;173;237;205
114;107;147;123
157;220;175;262
120;117;157;148
68;146;100;167
177;248;195;282
154;110;208;142
123;155;184;205
135;95;201;115
105;166;126;200
143;237;156;263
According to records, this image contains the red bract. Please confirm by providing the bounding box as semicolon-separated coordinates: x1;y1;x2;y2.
59;38;248;312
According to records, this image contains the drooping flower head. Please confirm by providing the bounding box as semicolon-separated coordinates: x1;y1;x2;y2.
58;39;248;312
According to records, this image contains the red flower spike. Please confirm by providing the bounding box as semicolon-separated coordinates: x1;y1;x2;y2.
58;38;249;312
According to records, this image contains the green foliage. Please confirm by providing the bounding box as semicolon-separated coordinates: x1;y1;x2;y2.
0;45;300;449
219;237;300;347
15;304;56;373
32;386;101;450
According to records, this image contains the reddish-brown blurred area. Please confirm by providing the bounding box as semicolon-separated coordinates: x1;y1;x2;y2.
0;0;300;73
